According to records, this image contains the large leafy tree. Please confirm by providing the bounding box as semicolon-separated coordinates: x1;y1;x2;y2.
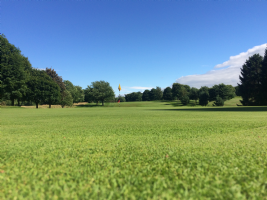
0;34;28;105
45;68;66;94
163;87;172;100
27;69;60;108
88;81;115;106
142;90;150;101
239;54;263;106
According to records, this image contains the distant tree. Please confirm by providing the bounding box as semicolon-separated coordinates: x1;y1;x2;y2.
115;96;126;102
180;95;190;105
125;92;142;101
142;90;150;101
45;68;66;105
238;54;263;106
179;86;188;99
226;85;236;100
155;86;163;100
149;88;157;101
183;85;191;94
198;86;209;95
60;90;73;108
199;91;209;106
0;34;28;106
84;86;94;103
63;80;84;103
213;95;224;106
75;86;84;102
209;83;235;101
163;87;172;100
189;87;199;103
88;81;115;106
27;69;60;108
171;83;184;100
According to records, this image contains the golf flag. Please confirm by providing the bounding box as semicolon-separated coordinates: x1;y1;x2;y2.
118;99;120;103
118;84;121;91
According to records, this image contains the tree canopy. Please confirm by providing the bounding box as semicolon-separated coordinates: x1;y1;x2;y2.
88;81;115;106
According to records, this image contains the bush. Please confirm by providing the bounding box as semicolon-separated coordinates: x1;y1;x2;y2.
180;95;190;105
213;95;224;106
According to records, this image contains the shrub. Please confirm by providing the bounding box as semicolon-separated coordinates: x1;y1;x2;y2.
213;95;224;106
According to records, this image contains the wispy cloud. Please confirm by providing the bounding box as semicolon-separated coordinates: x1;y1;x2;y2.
176;44;266;88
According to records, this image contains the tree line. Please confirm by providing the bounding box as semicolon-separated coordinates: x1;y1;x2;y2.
1;34;267;107
123;83;236;106
0;34;115;108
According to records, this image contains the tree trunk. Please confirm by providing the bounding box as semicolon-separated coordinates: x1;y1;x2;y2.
18;100;21;106
49;104;51;108
102;100;104;106
36;102;39;109
12;99;15;106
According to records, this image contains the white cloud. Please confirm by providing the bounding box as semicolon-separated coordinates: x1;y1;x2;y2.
130;86;153;90
176;44;266;88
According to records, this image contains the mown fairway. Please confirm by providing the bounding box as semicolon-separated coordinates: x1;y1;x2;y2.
1;104;267;199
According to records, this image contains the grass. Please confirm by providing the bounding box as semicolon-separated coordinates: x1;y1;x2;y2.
1;101;267;199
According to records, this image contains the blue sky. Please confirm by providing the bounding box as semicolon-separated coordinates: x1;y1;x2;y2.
2;0;267;96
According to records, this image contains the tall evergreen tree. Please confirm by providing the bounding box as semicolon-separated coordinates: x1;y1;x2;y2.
239;54;263;106
261;48;267;105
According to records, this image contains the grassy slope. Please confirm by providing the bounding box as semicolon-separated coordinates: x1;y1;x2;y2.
1;103;267;199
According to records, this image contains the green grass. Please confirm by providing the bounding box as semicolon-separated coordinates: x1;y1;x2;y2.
1;102;267;199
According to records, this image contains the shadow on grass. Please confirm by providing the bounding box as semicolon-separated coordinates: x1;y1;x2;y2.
76;104;102;108
153;107;267;112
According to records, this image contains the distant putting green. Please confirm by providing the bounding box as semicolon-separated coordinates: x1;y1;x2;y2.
1;103;267;199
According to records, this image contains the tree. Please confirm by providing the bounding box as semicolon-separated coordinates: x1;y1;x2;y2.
115;96;126;102
75;86;84;102
261;48;267;105
180;95;190;105
209;83;235;101
149;88;157;101
27;69;60;108
84;86;94;103
125;92;142;101
155;87;163;100
163;87;172;100
239;54;263;106
60;90;73;108
45;68;66;105
142;90;150;101
189;87;199;103
198;86;209;95
0;34;28;106
199;91;209;106
213;95;224;106
88;81;115;106
171;83;183;100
